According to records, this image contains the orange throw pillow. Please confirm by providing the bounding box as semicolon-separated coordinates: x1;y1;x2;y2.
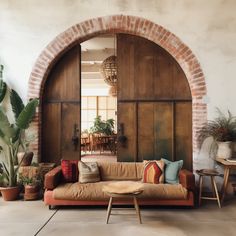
143;160;165;184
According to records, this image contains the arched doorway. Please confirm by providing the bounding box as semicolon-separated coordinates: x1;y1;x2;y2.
27;15;207;169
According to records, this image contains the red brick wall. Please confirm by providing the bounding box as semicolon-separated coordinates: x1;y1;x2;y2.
27;15;207;161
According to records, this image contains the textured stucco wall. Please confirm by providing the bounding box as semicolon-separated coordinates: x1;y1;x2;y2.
1;1;236;171
1;0;236;119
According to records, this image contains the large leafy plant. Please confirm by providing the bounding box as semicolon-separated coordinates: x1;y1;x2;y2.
90;116;115;135
198;108;236;148
0;65;39;187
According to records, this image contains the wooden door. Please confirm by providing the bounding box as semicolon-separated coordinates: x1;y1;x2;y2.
42;45;81;164
117;34;192;170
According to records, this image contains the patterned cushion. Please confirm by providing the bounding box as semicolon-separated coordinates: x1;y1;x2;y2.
61;160;79;182
143;160;165;184
78;161;100;183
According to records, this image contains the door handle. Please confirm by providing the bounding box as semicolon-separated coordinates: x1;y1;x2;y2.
71;123;79;151
118;123;127;147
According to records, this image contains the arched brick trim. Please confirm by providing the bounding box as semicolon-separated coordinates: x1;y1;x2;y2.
27;15;207;161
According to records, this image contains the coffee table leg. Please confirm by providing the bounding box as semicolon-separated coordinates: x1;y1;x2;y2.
133;196;142;224
106;197;113;224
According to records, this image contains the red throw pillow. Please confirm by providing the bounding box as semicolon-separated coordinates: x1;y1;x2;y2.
143;160;165;184
61;160;79;182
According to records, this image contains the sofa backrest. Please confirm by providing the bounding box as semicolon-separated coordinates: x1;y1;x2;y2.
97;162;144;181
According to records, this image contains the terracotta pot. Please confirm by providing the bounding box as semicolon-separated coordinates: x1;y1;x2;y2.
0;186;20;201
217;141;232;159
24;185;39;200
17;152;34;166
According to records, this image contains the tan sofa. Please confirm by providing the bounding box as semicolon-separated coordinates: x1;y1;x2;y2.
44;162;195;209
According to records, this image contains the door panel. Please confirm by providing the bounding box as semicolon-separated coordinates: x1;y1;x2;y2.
42;45;81;164
117;35;135;100
61;103;81;160
44;46;81;101
154;102;174;161
117;103;137;162
138;103;154;161
42;103;61;164
175;102;192;170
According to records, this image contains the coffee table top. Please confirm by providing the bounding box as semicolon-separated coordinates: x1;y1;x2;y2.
102;181;144;195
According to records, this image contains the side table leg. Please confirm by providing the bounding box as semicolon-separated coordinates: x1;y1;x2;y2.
212;176;221;208
106;197;113;224
198;175;203;206
133;196;142;224
221;167;230;205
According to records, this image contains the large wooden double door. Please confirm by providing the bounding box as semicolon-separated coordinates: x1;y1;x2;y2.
42;34;192;170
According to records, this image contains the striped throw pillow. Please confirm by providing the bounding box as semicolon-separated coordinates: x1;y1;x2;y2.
78;161;100;183
143;160;165;184
61;160;79;182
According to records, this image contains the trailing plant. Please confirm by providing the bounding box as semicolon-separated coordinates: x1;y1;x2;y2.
90;116;115;135
0;65;39;187
197;108;236;148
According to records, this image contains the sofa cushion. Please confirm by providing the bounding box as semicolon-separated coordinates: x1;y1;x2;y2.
61;160;79;182
98;162;143;181
143;160;165;184
53;181;188;201
162;158;183;184
78;161;100;183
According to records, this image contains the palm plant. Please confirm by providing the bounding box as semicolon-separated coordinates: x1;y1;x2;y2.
198;108;236;148
0;65;39;187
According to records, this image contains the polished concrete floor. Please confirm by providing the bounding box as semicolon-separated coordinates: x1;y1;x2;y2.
0;197;236;236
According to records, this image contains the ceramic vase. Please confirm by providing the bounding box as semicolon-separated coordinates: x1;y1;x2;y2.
217;141;232;159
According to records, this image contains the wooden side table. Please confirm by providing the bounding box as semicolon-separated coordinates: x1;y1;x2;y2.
103;182;144;224
215;158;236;204
196;169;221;208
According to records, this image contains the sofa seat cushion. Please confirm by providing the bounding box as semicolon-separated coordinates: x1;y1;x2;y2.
53;181;188;201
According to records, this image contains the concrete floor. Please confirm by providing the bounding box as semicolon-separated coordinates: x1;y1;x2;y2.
0;197;236;236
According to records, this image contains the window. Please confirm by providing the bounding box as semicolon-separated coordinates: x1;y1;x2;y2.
81;96;117;132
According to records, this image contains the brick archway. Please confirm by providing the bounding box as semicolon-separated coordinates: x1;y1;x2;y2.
28;15;207;161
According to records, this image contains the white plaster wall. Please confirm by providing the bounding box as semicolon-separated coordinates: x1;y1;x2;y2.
1;0;236;170
1;0;236;117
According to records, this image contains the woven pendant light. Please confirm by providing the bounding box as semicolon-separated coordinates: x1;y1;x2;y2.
100;55;117;87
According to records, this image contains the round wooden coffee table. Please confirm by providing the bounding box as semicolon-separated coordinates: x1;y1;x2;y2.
103;182;144;224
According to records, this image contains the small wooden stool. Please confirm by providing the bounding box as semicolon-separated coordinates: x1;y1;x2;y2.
196;169;221;208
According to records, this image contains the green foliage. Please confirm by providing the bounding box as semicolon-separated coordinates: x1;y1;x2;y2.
10;89;25;119
198;108;236;148
0;65;7;103
0;65;39;187
19;173;41;186
90;116;115;135
16;99;39;129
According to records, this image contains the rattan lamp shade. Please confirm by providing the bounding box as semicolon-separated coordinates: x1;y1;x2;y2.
100;55;117;87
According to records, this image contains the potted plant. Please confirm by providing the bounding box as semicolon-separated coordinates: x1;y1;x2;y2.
90;116;115;135
198;108;236;159
19;173;41;200
0;65;39;200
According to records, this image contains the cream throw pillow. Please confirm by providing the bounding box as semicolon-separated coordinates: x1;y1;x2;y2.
78;161;100;183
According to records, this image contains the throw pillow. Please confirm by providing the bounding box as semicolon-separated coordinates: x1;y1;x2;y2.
161;158;183;184
61;160;79;182
142;160;165;184
78;161;100;183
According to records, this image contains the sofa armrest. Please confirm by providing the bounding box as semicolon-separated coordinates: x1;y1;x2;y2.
179;169;195;192
44;166;62;190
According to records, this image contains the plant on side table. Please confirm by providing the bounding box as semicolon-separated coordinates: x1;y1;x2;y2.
0;65;39;201
198;108;236;159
